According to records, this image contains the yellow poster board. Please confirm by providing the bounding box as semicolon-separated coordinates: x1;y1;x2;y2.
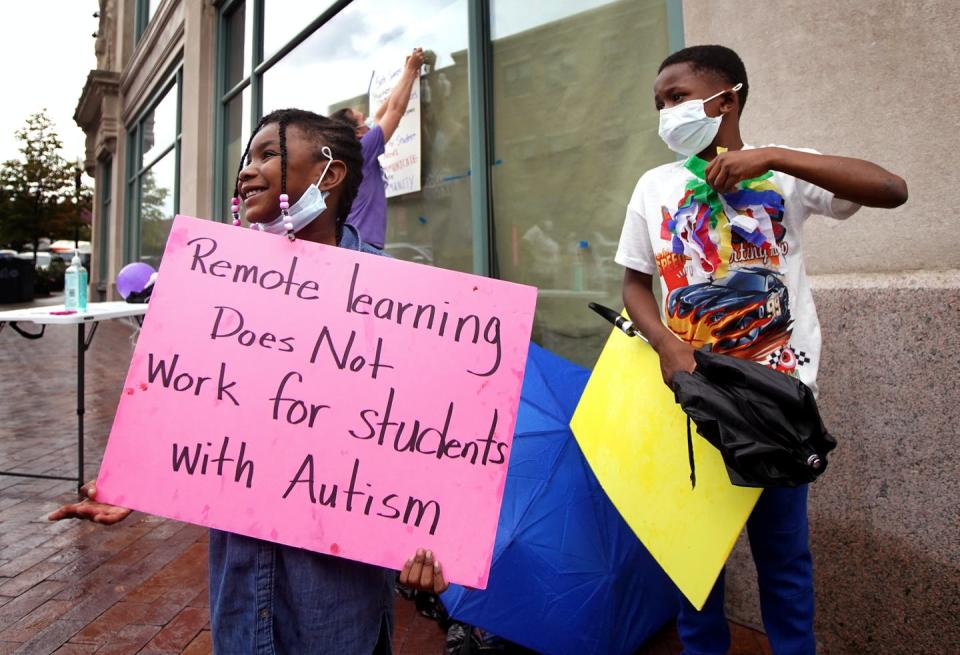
570;326;761;609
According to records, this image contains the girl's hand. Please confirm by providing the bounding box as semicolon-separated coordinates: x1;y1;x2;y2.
399;548;449;594
47;480;132;525
704;148;775;194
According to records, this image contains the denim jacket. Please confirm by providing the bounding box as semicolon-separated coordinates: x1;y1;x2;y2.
209;224;394;654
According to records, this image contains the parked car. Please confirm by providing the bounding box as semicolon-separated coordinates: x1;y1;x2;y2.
16;252;53;269
49;240;91;255
49;240;91;266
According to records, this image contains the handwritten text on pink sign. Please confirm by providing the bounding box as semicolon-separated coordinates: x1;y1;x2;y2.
96;215;536;588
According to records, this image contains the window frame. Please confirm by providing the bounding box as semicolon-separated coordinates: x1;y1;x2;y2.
124;67;183;264
97;155;113;290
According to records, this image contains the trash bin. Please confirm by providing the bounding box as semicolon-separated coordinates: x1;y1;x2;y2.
0;257;36;304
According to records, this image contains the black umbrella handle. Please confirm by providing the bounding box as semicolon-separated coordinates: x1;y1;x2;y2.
587;303;649;343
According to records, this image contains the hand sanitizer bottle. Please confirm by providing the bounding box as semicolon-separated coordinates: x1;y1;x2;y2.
64;251;88;312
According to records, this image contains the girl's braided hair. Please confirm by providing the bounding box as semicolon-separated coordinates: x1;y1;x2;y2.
232;108;363;242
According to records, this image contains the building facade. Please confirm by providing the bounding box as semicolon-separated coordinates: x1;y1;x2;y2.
76;1;958;652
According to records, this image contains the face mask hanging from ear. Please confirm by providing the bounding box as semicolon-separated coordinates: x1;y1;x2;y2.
251;146;335;235
658;83;743;156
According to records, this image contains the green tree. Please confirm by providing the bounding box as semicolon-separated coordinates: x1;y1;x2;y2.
0;110;92;261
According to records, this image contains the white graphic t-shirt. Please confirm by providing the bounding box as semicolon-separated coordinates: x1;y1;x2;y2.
615;145;859;395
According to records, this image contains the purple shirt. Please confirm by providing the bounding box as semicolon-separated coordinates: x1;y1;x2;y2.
346;125;387;248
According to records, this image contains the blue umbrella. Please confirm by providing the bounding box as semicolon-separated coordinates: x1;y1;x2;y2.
441;343;680;655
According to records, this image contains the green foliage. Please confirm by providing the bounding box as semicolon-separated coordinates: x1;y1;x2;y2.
0;110;93;254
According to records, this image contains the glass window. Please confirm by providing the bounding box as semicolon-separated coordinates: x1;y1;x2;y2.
224;1;254;89
221;86;252;215
263;1;338;61
140;85;178;167
262;0;472;272
220;0;472;272
127;73;180;267
138;150;177;269
490;0;674;367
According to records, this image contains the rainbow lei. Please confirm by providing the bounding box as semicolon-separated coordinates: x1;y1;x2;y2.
662;155;784;279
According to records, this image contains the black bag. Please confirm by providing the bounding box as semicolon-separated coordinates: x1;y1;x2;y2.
672;349;836;488
125;278;155;303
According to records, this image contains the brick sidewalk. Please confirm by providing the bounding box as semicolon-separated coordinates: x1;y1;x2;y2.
0;319;769;654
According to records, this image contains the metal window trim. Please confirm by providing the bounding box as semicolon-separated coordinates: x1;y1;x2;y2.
174;68;182;218
123;126;140;263
136;142;177;177
250;0;264;123
98;156;113;283
467;0;494;277
222;77;252;105
212;2;231;222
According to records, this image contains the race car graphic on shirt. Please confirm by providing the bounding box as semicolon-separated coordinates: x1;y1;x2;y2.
665;266;792;361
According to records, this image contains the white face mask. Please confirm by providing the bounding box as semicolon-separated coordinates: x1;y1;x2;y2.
251;146;334;235
658;83;743;156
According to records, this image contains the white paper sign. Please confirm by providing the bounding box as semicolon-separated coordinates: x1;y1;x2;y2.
369;67;422;198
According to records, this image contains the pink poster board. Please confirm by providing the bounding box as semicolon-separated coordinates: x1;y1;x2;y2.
96;215;536;588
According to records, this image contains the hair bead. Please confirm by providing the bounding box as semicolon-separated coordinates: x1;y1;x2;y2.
230;196;241;226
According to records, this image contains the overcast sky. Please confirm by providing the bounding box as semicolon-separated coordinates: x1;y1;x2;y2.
0;1;98;165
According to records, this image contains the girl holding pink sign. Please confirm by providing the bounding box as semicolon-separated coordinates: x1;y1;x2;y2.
50;109;449;655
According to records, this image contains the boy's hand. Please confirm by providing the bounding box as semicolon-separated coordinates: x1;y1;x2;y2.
47;480;132;525
654;336;697;387
705;148;774;194
399;548;449;594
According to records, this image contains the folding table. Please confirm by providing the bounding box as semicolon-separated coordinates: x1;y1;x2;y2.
0;301;148;491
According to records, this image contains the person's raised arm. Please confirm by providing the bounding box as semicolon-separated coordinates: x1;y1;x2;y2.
622;268;696;387
704;147;908;208
377;48;425;143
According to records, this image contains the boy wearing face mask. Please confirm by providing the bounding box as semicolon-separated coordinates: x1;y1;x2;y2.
616;45;906;654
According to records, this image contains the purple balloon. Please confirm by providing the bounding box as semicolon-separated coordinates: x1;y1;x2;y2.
116;262;156;299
